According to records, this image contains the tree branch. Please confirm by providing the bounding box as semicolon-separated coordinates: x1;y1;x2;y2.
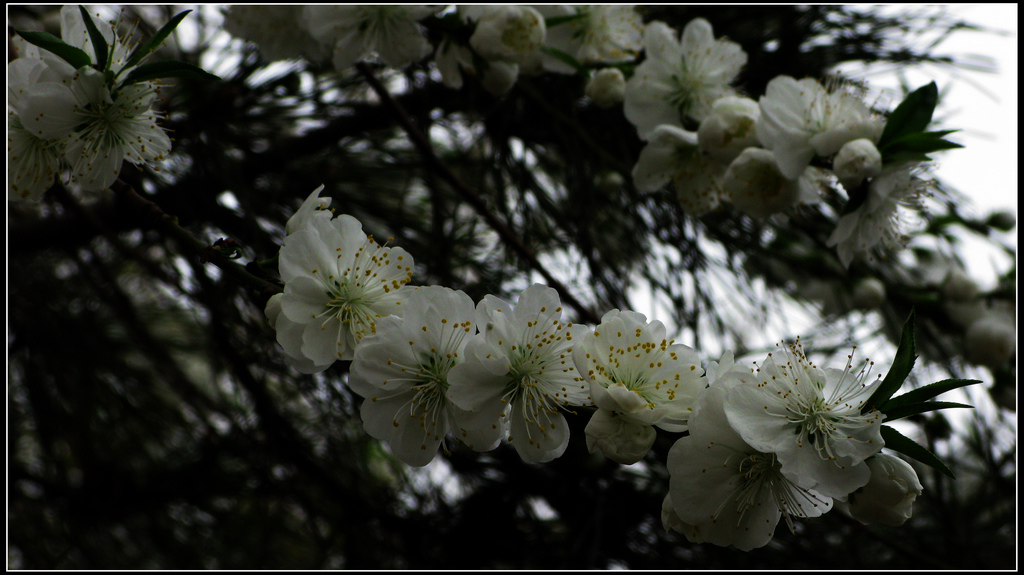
355;62;601;324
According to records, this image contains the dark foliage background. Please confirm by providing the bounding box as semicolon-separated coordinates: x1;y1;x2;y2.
7;5;1016;569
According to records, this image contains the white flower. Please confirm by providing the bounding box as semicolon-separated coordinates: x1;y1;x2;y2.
7;111;61;201
534;5;643;74
8;58;64;201
8;6;171;193
264;293;326;375
447;284;590;463
661;493;704;544
624;19;747;139
285;184;333;235
723;147;822;219
584;408;657;464
833;138;882;190
724;340;885;498
846;452;923;527
632;124;726;216
757;76;883;180
347;286;504;466
15;67;171;191
828;164;928;268
224;5;328;63
668;385;832;551
585;68;627;108
704;350;757;389
303;5;438;70
573;309;705;432
697;96;761;163
435;30;522;96
273;213;415;370
466;5;546;66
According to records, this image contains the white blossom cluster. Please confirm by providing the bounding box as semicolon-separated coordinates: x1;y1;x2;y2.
220;5;947;271
268;184;923;551
7;5;969;554
8;6;171;200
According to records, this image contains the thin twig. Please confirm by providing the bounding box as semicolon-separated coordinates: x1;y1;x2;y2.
109;178;281;298
355;62;601;324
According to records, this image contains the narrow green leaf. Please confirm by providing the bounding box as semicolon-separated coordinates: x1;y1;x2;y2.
120;60;220;86
882;401;973;422
877;82;938;149
862;309;917;413
881;378;982;411
880;425;954;478
539;46;588;75
123;9;193;70
545;13;587;28
14;29;92;69
79;5;109;72
882;150;938;164
880;131;963;153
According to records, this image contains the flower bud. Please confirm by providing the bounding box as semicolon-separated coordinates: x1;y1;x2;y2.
697;96;760;163
851;277;886;310
469;6;545;65
480;60;519;95
965;313;1016;368
833;138;882;190
584;408;657;464
847;453;923;527
985;210;1017;232
723;147;802;218
585;68;627;108
942;268;979;302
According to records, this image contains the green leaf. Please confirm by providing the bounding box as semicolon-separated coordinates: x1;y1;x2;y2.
120;60;220;86
545;13;587;28
14;29;92;70
123;9;193;70
862;309;917;413
877;82;938;150
880;131;963;154
881;378;982;411
880;425;954;478
79;5;109;72
539;46;588;75
882;401;973;422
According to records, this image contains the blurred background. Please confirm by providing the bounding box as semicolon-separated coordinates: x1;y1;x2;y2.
7;5;1016;569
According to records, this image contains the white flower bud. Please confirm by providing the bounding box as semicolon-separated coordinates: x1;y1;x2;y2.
469;6;545;65
942;268;979;302
584;408;657;464
697;96;761;163
585;68;627;108
847;453;923;527
833;138;882;189
965;313;1016;368
480;60;519;95
723;147;803;218
851;277;886;310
